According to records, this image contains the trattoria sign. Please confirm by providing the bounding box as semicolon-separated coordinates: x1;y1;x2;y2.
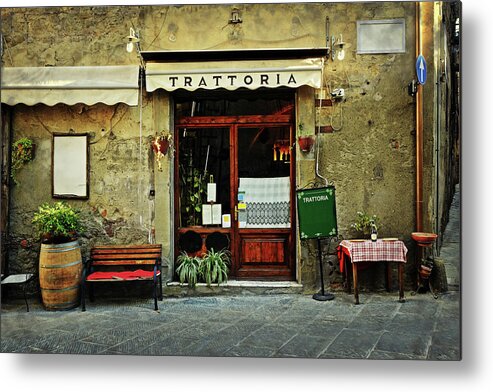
145;58;323;92
296;186;338;239
166;72;298;89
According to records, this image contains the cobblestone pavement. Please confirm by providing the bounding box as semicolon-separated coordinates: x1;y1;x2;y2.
1;186;461;360
441;183;461;289
1;290;460;360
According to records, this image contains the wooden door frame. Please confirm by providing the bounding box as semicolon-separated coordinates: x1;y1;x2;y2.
1;106;12;276
174;114;296;280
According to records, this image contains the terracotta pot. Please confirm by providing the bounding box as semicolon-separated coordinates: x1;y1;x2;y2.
412;232;438;244
41;232;77;244
419;265;432;279
152;138;170;155
298;136;314;152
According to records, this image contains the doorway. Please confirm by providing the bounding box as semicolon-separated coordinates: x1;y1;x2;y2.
174;90;296;280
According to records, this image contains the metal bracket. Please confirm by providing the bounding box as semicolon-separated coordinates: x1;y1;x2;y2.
331;35;336;61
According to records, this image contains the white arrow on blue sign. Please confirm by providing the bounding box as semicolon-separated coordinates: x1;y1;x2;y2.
416;54;427;85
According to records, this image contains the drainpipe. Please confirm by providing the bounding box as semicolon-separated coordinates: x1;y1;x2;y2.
415;2;424;233
434;2;442;253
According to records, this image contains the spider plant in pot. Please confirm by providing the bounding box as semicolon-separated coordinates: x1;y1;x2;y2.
176;251;201;288
199;249;230;287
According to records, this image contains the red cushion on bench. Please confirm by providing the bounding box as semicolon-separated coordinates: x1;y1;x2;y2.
87;269;160;281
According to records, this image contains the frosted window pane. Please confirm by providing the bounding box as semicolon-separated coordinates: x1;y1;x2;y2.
53;135;88;198
357;19;406;54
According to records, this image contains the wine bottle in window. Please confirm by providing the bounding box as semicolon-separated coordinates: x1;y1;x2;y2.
370;220;378;242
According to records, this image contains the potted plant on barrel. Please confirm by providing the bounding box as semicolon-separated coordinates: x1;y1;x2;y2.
33;201;83;244
32;202;85;310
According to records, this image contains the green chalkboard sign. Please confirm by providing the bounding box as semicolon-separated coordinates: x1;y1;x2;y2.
296;186;338;239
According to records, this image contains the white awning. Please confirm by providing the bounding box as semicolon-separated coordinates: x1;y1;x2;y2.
145;58;324;92
1;66;140;106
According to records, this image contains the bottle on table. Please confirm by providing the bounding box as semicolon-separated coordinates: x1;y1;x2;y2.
370;220;378;242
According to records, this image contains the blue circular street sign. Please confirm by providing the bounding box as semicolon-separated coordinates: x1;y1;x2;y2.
416;54;427;85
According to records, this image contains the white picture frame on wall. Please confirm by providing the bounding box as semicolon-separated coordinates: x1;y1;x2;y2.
357;19;406;54
52;133;89;199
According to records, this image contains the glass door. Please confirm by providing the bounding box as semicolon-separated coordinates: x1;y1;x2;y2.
233;125;295;279
175;126;232;258
174;90;295;280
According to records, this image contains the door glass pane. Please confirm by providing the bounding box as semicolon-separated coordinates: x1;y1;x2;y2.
178;127;230;228
237;126;291;228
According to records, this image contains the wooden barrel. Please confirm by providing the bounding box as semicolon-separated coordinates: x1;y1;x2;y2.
39;240;82;310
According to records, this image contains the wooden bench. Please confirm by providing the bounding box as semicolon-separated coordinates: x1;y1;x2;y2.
81;244;162;311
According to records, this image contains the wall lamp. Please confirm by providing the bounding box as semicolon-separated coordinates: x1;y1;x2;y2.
331;34;346;61
126;27;141;53
229;8;243;24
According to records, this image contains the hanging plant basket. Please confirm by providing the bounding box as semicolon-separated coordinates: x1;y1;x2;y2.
298;136;314;152
11;137;35;185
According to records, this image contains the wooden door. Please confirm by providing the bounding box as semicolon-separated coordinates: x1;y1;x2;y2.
232;123;295;280
175;115;295;280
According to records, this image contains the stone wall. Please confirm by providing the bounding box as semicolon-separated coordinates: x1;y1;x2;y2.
1;2;441;291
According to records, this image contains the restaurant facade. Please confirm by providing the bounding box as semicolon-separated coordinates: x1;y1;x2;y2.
0;2;460;293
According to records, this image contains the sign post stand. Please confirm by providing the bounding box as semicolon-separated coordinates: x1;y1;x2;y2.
313;237;335;301
296;186;338;301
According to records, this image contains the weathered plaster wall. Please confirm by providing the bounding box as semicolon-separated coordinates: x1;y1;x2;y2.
316;2;416;237
151;91;173;277
6;100;159;274
298;2;418;290
141;3;326;51
1;6;141;67
2;2;429;291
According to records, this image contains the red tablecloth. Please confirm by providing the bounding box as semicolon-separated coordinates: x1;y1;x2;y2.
337;239;407;273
